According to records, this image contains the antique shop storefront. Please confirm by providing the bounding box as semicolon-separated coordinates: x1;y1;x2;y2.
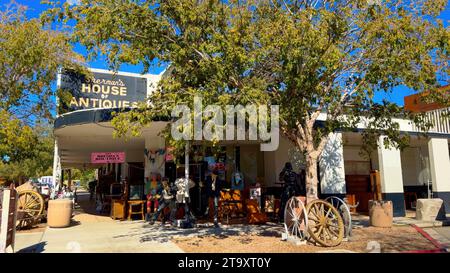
53;68;450;223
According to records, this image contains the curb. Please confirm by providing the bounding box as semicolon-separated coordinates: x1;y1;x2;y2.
410;224;448;253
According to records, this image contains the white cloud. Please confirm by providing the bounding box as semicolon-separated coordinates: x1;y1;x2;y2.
66;0;81;5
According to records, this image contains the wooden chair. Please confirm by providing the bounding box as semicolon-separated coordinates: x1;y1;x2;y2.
127;200;145;220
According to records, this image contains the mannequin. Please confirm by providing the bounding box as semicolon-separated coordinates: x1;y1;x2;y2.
204;169;222;227
278;162;300;222
173;176;196;226
231;170;244;190
145;174;161;221
148;178;176;225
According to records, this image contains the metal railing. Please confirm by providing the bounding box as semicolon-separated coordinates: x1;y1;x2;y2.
412;107;450;134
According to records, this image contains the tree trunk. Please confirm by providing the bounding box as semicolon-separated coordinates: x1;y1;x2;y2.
305;154;319;201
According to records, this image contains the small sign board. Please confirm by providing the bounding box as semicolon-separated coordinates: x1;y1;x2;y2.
0;189;18;253
91;152;125;164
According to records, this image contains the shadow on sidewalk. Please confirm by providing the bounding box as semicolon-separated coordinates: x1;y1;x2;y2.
16;242;47;253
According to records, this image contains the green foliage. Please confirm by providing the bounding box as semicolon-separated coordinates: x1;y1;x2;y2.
70;169;96;189
0;2;84;123
43;0;450;197
0;109;37;162
0;1;84;167
0;124;54;183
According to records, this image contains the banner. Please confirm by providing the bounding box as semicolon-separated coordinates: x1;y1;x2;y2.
91;152;126;163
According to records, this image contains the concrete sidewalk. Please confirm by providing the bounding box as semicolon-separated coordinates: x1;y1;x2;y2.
14;192;184;253
422;227;450;251
15;220;184;253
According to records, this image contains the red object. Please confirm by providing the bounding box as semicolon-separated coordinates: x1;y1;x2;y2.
401;249;447;253
146;193;158;213
400;224;448;253
411;224;447;250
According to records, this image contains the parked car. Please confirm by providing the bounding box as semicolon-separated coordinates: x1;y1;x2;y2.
39;176;54;188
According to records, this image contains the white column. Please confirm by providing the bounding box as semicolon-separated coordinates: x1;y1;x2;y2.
319;132;346;195
428;138;450;193
52;139;61;189
377;136;404;194
377;135;405;216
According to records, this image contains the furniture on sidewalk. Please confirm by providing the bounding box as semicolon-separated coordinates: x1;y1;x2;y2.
219;190;245;224
111;199;126;220
127;200;145;220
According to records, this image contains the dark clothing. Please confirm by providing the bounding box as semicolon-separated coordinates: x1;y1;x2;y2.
204;175;222;198
88;180;96;201
204;175;222;224
151;183;177;223
278;168;302;221
151;198;176;223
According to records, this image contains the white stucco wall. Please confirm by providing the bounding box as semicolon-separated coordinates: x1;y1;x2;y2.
377;136;404;193
428;138;450;192
401;146;430;186
319;133;346;194
343;146;371;175
264;135;304;187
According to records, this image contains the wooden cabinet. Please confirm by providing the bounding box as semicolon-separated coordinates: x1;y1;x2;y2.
345;175;374;213
111;199;126;220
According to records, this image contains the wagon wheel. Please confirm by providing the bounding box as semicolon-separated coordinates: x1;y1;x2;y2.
325;196;352;239
284;196;308;241
306;199;344;247
17;190;44;228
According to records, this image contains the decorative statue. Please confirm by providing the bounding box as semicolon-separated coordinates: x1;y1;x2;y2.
278;162;300;222
148;178;176;225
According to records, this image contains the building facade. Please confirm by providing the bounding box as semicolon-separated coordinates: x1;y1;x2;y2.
52;69;450;218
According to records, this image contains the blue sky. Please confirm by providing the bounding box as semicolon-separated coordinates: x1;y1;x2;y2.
5;0;450;106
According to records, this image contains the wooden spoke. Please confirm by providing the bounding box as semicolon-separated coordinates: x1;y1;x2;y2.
16;190;44;228
284;197;308;241
306;200;344;247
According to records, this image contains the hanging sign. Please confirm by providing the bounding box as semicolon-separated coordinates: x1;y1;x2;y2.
59;69;148;112
91;152;126;163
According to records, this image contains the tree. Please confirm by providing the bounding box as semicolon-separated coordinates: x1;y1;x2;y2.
45;0;449;200
0;124;54;184
70;168;96;189
0;1;84;162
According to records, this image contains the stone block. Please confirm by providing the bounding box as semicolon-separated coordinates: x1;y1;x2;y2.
416;198;444;221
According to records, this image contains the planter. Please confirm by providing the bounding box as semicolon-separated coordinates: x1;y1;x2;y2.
369;200;393;228
416;198;444;221
47;199;73;228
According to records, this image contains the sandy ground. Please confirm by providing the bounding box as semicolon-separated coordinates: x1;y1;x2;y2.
12;192;440;253
173;225;437;253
